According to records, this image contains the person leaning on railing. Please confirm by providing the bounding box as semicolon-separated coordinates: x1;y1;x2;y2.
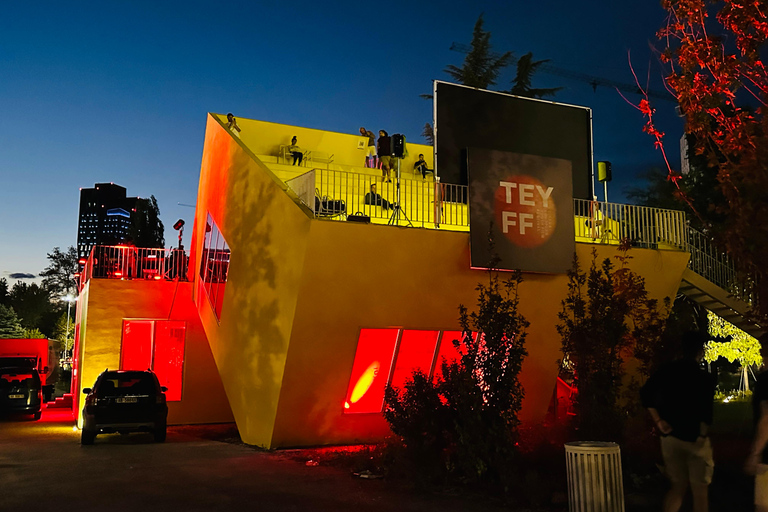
364;183;395;210
360;127;377;168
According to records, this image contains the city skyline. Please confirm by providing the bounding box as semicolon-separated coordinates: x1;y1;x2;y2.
0;0;683;281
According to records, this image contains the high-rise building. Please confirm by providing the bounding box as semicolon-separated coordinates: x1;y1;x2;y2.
77;183;138;259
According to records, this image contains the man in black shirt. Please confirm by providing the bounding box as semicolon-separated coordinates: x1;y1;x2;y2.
640;331;714;512
746;333;768;512
364;183;395;210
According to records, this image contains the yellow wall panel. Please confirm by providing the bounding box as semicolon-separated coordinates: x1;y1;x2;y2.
270;218;689;447
193;114;313;447
211;114;434;173
75;280;233;428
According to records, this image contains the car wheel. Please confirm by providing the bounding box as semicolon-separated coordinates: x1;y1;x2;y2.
81;429;96;445
33;410;41;421
154;422;167;443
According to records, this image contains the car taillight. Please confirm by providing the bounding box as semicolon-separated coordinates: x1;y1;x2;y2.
156;394;166;404
85;394;98;407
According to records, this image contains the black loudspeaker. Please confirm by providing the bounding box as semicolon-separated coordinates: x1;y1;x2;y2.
347;212;371;223
597;161;612;182
392;134;405;157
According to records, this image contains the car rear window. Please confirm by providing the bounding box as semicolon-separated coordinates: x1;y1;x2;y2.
0;369;40;386
97;373;156;396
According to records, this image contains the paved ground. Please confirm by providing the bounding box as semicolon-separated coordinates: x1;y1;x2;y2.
0;407;510;512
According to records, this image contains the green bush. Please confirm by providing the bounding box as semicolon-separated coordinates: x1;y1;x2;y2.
384;261;529;488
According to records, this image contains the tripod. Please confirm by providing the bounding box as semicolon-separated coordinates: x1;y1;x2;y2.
388;157;413;227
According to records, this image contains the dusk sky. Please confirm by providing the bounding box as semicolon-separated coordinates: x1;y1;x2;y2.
0;0;682;284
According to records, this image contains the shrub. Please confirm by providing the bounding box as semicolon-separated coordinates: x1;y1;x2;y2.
384;257;529;488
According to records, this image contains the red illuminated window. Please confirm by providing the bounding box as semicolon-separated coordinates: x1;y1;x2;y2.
199;212;230;320
120;320;186;401
432;331;475;383
120;320;153;370
389;330;440;391
343;329;400;414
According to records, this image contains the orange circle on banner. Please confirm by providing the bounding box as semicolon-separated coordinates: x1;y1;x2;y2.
494;175;557;248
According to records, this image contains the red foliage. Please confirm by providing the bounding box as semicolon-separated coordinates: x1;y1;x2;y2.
642;0;768;318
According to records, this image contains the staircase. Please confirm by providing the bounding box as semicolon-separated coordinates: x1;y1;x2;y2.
46;393;73;409
679;227;763;337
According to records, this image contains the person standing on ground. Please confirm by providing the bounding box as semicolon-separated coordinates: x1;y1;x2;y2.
640;330;715;512
360;127;376;168
377;130;392;182
745;333;768;512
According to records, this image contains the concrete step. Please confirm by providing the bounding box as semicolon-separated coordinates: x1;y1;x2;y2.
46;393;73;409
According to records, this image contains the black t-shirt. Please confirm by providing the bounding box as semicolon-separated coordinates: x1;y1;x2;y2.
640;358;715;442
377;136;391;156
753;371;768;463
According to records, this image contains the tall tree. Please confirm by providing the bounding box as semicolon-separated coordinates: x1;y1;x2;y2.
0;278;8;306
0;304;25;339
558;250;668;440
9;282;55;333
651;0;768;318
509;52;562;99
129;195;165;248
53;313;75;352
444;14;513;90
40;246;78;298
421;123;434;146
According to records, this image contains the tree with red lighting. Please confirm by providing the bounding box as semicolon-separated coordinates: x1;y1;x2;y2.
651;0;768;317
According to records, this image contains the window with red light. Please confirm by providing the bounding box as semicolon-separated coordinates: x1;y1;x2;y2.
389;330;440;391
199;213;230;320
343;329;399;414
343;329;477;414
120;320;186;401
432;331;475;383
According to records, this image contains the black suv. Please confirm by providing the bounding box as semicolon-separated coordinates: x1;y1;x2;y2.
81;369;168;445
0;367;42;420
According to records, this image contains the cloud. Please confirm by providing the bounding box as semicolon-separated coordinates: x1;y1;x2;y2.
8;273;36;279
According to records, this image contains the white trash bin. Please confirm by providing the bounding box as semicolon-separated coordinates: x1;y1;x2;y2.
565;441;625;512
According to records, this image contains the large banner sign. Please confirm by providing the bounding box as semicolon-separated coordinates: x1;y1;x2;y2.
434;81;593;201
468;148;575;273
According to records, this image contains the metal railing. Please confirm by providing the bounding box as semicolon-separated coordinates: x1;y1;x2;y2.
290;168;469;229
285;168;751;302
573;198;688;249
79;246;189;289
685;227;752;303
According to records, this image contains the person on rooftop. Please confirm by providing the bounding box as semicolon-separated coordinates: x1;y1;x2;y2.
377;130;392;183
226;113;241;138
360;127;376;168
287;136;303;166
413;153;433;179
364;183;395;210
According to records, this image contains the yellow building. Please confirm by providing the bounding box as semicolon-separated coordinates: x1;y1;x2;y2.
75;112;732;449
